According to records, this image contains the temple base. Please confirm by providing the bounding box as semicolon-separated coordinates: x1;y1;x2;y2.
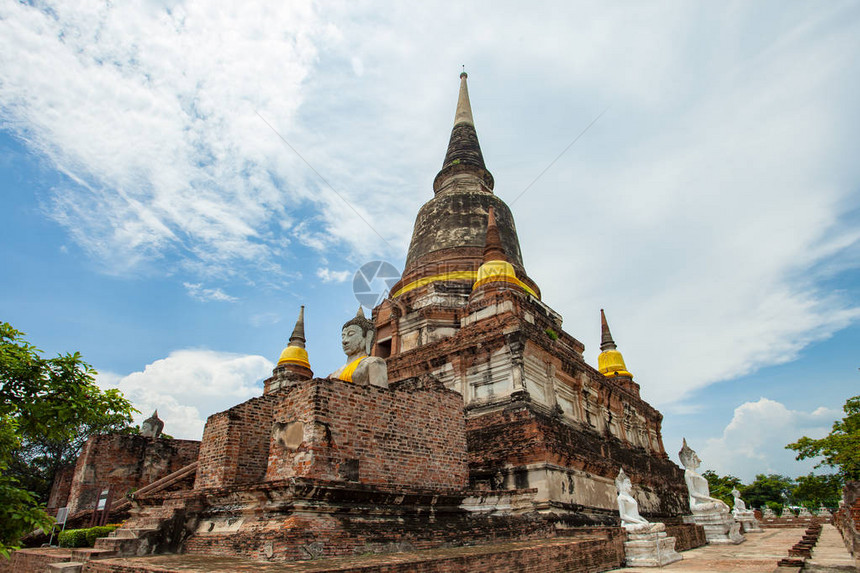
624;529;683;567
733;511;763;533
686;510;745;544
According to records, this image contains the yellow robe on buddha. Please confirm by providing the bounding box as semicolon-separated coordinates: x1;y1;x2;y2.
338;355;366;382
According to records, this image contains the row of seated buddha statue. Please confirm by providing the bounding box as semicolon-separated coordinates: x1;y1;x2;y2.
615;438;770;566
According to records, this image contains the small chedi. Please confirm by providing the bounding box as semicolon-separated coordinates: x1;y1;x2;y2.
679;439;744;544
616;468;682;567
817;504;832;517
798;506;814;518
731;487;762;533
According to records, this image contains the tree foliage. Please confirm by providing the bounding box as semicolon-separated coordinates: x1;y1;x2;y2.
702;470;743;506
0;322;135;555
792;473;843;509
786;395;860;481
740;473;795;508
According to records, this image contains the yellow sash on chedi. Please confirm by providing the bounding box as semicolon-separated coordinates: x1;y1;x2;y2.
338;355;367;383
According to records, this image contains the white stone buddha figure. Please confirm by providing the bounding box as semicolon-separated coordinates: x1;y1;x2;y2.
678;439;729;513
731;488;747;513
731;486;762;532
616;468;664;533
328;307;388;388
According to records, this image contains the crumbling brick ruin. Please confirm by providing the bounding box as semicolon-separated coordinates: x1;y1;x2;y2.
68;73;702;571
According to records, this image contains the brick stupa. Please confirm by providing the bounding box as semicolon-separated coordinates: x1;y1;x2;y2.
90;73;699;570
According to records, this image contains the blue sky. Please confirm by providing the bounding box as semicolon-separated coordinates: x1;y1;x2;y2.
1;1;858;482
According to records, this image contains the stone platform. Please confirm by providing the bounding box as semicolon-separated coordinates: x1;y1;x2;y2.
83;534;624;572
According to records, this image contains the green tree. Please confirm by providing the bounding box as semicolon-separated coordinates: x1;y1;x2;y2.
0;322;135;556
702;470;743;506
786;395;860;480
741;473;795;509
792;473;843;509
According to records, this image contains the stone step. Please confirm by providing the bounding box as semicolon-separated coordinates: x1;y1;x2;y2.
93;536;149;558
69;548;115;561
45;562;84;573
105;528;156;540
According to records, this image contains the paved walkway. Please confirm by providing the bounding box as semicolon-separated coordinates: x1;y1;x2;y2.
609;525;857;573
806;524;859;572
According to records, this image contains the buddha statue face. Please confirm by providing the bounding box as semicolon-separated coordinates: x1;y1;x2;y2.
341;324;367;356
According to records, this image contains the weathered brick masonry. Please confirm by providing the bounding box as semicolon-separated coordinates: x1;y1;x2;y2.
64;433;199;515
264;377;466;489
195;394;277;488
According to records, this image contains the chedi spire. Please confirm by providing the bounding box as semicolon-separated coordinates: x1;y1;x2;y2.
482;206;507;264
277;306;312;378
597;309;632;379
433;71;494;193
289;305;306;349
600;308;616;351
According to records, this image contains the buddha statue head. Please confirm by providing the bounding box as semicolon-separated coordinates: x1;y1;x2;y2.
341;306;375;357
678;438;700;470
140;410;164;438
615;467;632;495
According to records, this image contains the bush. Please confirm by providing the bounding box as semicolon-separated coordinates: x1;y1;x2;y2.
58;529;88;548
58;525;118;548
85;526;117;546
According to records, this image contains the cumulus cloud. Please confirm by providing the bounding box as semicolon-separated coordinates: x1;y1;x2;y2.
698;398;840;482
316;267;351;283
183;282;238;303
97;349;273;440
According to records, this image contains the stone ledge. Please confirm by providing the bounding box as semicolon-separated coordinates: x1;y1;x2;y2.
83;534;623;572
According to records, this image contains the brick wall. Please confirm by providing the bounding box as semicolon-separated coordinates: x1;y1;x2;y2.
466;400;688;517
65;434;200;515
87;534;625;573
664;523;706;552
835;480;859;558
2;548;72;573
194;395;276;489
46;463;75;515
264;377;467;490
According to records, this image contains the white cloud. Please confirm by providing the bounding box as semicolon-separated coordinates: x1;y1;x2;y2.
698;398;840;482
183;282;238;303
316;267;351;283
0;0;321;278
97;349;273;440
2;1;860;408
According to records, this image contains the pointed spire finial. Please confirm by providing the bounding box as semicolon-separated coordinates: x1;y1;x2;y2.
600;309;617;351
483;207;507;263
433;71;494;193
356;305;365;318
461;65;467;79
288;305;306;349
454;70;475;127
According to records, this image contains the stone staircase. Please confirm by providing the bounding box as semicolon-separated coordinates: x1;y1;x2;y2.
93;462;200;558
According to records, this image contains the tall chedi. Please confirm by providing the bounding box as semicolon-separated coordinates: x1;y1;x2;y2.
372;71;686;522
